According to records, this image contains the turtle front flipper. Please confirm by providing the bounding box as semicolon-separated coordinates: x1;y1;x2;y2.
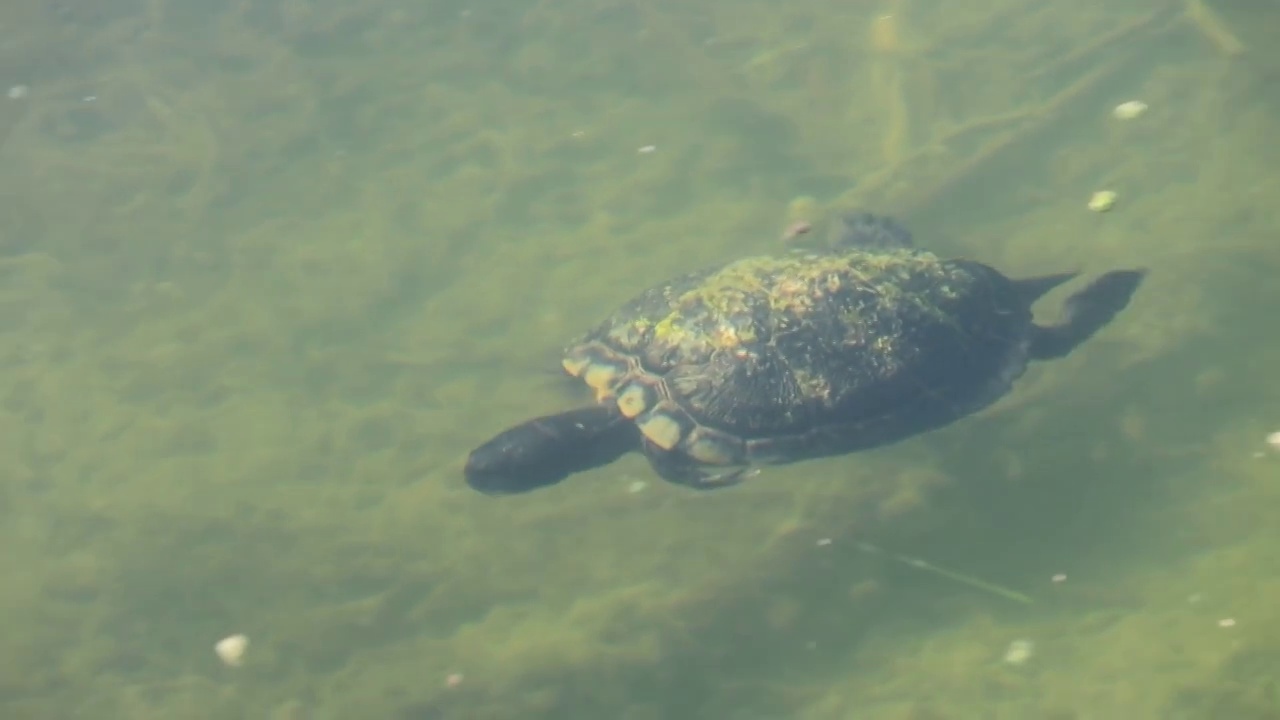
641;441;754;490
1029;269;1146;360
464;406;639;495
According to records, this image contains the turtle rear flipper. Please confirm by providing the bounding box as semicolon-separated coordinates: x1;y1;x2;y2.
465;406;639;494
1029;269;1146;360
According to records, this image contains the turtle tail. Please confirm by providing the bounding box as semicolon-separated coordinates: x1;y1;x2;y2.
1028;269;1146;360
464;405;639;495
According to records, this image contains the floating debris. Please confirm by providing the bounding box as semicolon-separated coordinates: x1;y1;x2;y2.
1218;618;1237;628
1051;573;1067;583
1266;431;1280;450
1112;100;1148;120
627;480;647;494
215;634;249;667
637;145;656;154
1088;190;1118;213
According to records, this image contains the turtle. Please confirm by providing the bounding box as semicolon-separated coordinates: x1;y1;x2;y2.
464;212;1144;495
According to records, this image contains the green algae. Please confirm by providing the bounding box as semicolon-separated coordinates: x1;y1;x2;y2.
1;0;1280;719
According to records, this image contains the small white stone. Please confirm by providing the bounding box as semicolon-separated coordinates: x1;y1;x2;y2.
1087;190;1117;213
627;480;647;494
637;145;656;154
1112;100;1148;120
1266;431;1280;449
1002;638;1034;665
215;634;249;667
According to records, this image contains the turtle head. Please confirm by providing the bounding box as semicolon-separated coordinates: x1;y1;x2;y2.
464;405;639;495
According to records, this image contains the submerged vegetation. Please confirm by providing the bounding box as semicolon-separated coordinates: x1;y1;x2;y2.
1;0;1279;717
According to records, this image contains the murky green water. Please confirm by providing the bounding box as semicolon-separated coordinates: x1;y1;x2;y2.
2;0;1279;718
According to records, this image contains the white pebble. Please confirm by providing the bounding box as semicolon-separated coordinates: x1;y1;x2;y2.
7;84;28;100
1087;190;1117;213
1112;100;1148;120
816;538;832;547
637;145;656;154
1218;618;1237;628
1051;573;1067;583
1002;638;1034;665
215;634;249;667
627;480;647;494
1266;431;1280;449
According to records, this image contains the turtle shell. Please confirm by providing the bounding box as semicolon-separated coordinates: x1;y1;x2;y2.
562;244;1034;474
